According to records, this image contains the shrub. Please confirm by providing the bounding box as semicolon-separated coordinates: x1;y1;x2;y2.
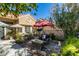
61;36;79;56
61;44;78;56
50;33;64;41
7;30;16;39
50;53;58;56
65;36;79;48
50;34;56;40
15;32;24;44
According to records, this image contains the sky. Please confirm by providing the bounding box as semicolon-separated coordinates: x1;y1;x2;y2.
34;3;53;20
23;3;62;20
23;3;54;20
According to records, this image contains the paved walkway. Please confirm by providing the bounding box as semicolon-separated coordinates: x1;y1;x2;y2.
6;49;17;56
0;40;29;56
45;41;60;54
0;40;61;56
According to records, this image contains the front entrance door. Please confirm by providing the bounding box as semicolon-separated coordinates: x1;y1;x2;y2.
0;27;4;40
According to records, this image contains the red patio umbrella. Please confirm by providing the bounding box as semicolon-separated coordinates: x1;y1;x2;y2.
34;20;53;27
39;20;52;26
33;22;42;27
33;20;54;34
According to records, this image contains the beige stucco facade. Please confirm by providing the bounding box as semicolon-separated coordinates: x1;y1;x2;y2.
18;14;36;33
18;14;35;26
0;14;36;38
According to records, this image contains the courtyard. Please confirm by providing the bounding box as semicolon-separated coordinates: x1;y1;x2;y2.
0;39;60;56
0;3;79;56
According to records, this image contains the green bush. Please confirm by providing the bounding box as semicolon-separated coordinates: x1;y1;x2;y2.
65;36;79;48
27;33;34;40
7;30;16;39
50;33;64;41
50;34;56;40
50;53;58;56
61;36;79;56
15;32;24;44
61;44;78;56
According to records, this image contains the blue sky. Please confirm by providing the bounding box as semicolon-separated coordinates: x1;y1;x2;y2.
23;3;61;20
23;3;54;20
34;3;53;20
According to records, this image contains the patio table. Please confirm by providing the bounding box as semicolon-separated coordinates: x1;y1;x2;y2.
32;39;44;44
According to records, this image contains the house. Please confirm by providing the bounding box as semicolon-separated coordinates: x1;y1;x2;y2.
0;14;36;39
18;14;36;33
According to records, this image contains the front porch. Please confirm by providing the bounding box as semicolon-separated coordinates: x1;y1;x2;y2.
0;22;34;40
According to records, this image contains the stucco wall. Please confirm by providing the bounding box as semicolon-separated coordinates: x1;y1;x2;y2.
18;14;36;33
18;14;36;26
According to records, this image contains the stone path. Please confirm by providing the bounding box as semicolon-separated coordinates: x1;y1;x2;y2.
0;40;61;56
0;40;29;56
6;49;17;56
45;40;61;54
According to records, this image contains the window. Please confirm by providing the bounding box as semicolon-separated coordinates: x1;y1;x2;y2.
17;28;22;32
25;26;30;33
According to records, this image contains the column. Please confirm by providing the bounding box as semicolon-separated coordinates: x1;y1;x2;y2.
4;27;7;37
22;26;25;34
30;26;32;33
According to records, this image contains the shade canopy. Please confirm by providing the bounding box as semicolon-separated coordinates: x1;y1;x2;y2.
11;24;23;28
34;20;53;27
0;21;9;27
34;22;42;27
40;20;52;26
